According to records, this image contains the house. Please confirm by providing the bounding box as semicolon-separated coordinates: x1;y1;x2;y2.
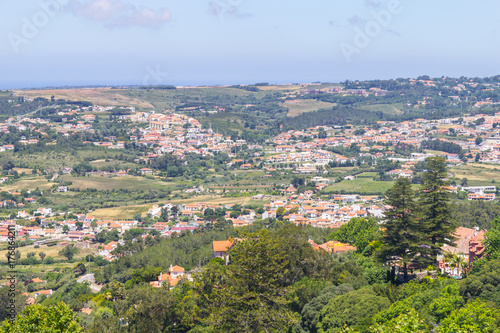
17;211;30;219
439;227;477;276
140;168;153;175
81;308;93;315
99;241;118;257
150;265;186;289
67;231;85;241
34;289;52;298
169;265;185;279
62;168;72;174
213;239;234;264
388;169;413;179
469;230;486;267
316;241;356;254
468;193;496;201
107;223;123;232
57;186;68;192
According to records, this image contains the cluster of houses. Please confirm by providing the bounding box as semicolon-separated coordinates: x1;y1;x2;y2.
147;195;384;230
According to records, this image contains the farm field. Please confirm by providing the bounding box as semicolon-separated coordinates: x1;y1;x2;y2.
286;100;337;117
1;177;57;192
359;103;403;114
322;177;395;195
59;175;177;191
91;203;154;220
0;243;96;264
13;88;154;109
450;163;500;186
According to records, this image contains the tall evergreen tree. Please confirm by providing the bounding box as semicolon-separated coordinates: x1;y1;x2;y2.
208;229;298;332
419;156;456;265
378;177;424;282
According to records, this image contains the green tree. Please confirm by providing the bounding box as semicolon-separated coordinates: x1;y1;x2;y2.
62;225;70;233
208;229;298;332
378;177;424;281
331;217;379;254
59;245;79;260
419;156;456;265
439;300;500;333
370;309;427;333
74;263;86;277
38;251;46;261
276;206;286;220
0;287;27;323
316;287;390;332
484;217;500;259
0;302;83;333
294;284;354;333
460;259;500;306
171;206;179;219
1;160;14;171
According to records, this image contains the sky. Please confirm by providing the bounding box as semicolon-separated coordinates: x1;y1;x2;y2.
1;0;500;89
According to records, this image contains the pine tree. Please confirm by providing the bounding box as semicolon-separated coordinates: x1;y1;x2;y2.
208;229;298;332
379;177;424;282
419;156;456;265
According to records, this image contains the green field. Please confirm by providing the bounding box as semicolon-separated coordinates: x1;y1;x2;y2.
89;159;137;169
286;100;337;117
359;103;403;114
91;203;154;220
116;86;259;110
451;163;500;186
60;175;177;191
0;244;96;265
323;177;395;195
1;177;57;192
356;172;379;178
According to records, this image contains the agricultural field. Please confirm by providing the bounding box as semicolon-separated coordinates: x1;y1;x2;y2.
356;172;379;178
285;100;337;117
168;195;260;206
13;88;154;109
358;103;403;114
0;243;96;264
88;159;136;169
451;163;500;186
1;177;57;192
322;177;395;195
59;175;177;191
91;203;154;220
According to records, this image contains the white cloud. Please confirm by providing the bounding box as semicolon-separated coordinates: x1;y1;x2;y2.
67;0;171;29
208;0;250;20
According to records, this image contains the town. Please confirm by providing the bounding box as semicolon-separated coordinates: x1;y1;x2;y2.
1;77;500;331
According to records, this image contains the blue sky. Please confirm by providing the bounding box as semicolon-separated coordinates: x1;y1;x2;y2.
1;0;500;89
